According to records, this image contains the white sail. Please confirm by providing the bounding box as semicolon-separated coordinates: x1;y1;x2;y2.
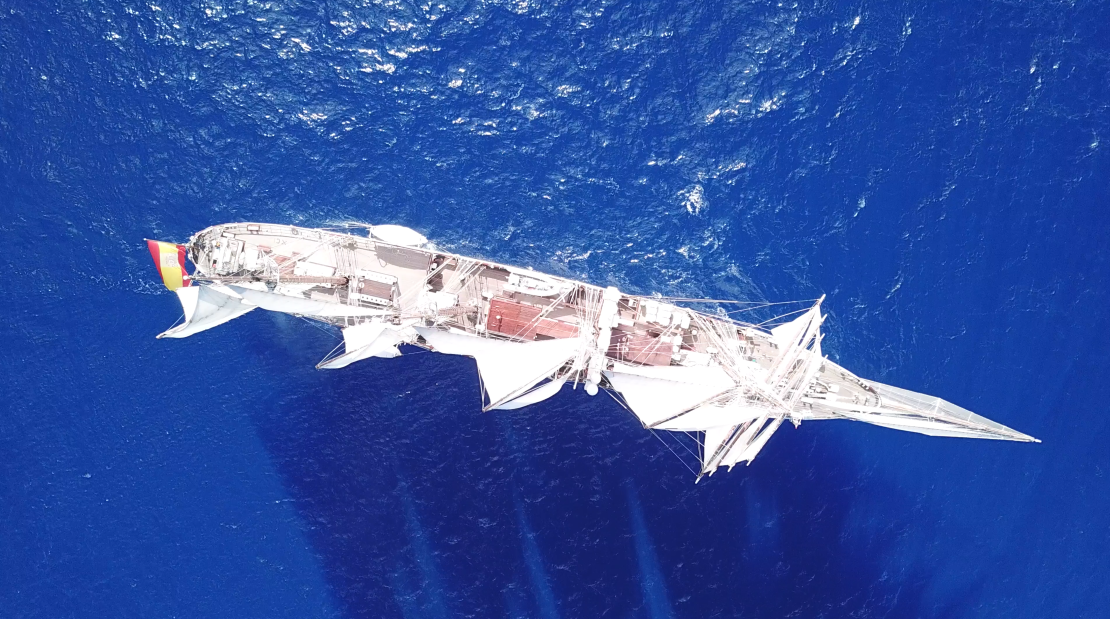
317;322;403;369
477;338;581;409
783;336;825;408
415;328;581;409
730;417;784;467
768;304;823;387
702;426;734;466
770;306;814;349
604;363;735;428
607;363;735;385
653;403;766;431
492;376;569;410
833;411;1015;439
229;286;391;317
806;378;1038;442
712;417;767;470
870;381;1035;440
414;326;504;356
158;285;255;339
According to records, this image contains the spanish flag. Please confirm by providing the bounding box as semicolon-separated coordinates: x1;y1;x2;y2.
146;240;192;291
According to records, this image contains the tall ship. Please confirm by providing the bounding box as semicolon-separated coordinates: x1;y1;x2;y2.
147;223;1037;479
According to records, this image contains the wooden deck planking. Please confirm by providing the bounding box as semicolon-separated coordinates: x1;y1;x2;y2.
487;297;579;340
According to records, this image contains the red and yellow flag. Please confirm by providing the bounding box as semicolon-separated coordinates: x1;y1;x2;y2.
146;240;192;291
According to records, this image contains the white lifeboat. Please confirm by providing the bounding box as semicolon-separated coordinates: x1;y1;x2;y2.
370;224;428;247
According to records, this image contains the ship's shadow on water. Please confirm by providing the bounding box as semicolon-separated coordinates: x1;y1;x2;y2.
245;320;967;619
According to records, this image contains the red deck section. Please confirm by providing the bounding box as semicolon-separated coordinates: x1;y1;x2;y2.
606;327;673;366
355;279;393;300
487;297;579;340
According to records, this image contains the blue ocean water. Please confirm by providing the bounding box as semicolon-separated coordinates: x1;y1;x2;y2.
2;0;1108;617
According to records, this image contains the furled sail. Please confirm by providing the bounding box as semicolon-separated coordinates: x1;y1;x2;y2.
158;285;255;339
317;322;403;369
604;363;735;428
229;286;391;318
415;327;581;409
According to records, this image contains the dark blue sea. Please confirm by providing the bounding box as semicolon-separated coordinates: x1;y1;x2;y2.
2;1;1108;617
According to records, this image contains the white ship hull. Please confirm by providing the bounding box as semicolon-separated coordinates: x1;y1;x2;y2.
152;222;1037;478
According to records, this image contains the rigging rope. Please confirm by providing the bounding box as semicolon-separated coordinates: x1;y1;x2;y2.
655;296;820;305
604;388;699;476
753;305;814;328
294;315;342;341
724;299;819;314
670;430;703;466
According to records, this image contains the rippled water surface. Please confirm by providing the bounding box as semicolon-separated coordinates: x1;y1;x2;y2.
2;1;1108;617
